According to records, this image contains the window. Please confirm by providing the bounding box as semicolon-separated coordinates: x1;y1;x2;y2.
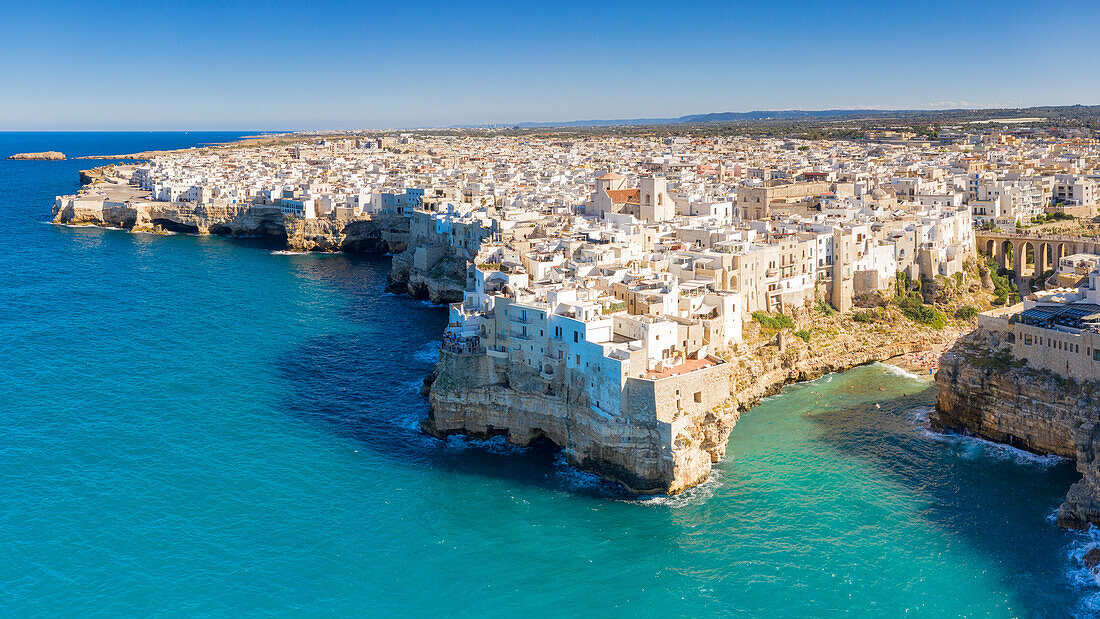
574;332;579;343
694;392;703;403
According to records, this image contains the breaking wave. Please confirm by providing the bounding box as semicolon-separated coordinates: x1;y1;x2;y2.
1064;526;1100;617
877;362;923;381
908;406;1068;467
624;468;724;508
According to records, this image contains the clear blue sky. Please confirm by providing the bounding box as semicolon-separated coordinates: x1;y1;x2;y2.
2;0;1097;130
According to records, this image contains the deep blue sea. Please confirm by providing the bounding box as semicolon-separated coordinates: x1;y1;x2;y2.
1;132;1098;616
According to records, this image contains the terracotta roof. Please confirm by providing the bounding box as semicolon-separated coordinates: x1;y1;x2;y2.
606;188;640;204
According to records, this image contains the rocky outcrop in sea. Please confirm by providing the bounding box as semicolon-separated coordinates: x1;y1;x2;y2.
8;151;65;160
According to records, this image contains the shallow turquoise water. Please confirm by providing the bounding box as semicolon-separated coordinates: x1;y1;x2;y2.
1;133;1097;616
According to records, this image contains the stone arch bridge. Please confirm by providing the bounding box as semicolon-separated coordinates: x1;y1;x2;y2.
975;231;1100;278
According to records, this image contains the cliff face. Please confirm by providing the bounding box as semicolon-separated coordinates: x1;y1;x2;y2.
934;329;1100;529
285;215;408;253
386;246;465;304
53;199;410;254
53;201;288;239
425;350;734;493
425;331;941;495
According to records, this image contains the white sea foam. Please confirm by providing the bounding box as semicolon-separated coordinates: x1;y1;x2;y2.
877;362;923;381
623;468;724;508
53;222;126;231
907;405;933;426
270;250;309;256
1063;526;1100;617
392;409;426;433
929;429;1066;466
548;454;614;492
442;434;528;456
413;340;441;365
907;406;1067;466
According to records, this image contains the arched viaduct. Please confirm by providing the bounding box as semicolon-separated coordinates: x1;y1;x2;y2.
974;231;1100;279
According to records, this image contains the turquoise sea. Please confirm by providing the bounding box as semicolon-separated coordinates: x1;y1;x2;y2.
1;132;1097;616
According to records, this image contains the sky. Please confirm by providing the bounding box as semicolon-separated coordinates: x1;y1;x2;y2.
1;0;1098;130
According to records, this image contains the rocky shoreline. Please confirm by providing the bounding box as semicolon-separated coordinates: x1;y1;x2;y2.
934;328;1100;529
423;305;963;496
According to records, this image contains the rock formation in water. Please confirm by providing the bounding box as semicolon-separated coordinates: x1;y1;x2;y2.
934;328;1100;529
8;151;66;160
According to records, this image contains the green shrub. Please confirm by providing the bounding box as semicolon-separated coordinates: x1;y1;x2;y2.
815;300;837;316
794;329;812;342
972;348;1025;371
954;305;979;321
852;309;878;323
752;311;795;330
896;295;947;329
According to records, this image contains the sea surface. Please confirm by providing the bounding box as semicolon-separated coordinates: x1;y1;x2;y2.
1;132;1097;616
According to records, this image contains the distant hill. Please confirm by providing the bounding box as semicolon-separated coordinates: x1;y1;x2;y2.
505;105;1100;129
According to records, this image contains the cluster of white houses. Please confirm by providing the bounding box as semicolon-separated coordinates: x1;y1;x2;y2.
61;127;1100;403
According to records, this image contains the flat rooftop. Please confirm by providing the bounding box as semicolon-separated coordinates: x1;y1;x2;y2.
644;356;719;380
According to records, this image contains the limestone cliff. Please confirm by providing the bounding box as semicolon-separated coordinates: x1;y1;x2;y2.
53;200;288;239
934;329;1100;529
425;350;735;493
386;246;466;304
285;215;408;253
425;318;953;495
53;174;410;255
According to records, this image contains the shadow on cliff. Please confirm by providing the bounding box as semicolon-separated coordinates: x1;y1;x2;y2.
270;254;634;498
799;370;1081;615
